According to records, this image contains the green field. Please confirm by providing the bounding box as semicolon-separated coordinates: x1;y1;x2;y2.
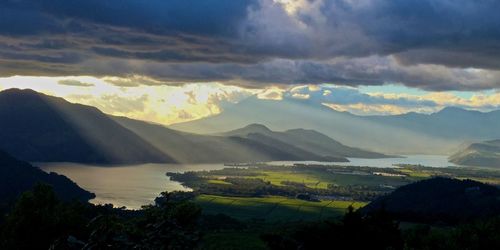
194;194;367;222
250;170;335;189
207;179;232;185
169;164;500;249
186;165;417;194
170;163;500;224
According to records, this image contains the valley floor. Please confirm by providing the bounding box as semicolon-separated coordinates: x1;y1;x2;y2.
169;163;500;221
166;163;500;249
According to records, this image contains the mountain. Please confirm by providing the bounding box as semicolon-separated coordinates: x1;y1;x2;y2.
0;88;379;164
221;124;388;159
171;97;500;154
112;117;351;163
241;132;347;162
362;177;500;223
0;149;94;207
364;107;500;141
0;88;173;164
449;140;500;167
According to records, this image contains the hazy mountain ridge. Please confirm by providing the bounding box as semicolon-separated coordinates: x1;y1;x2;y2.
244;132;348;162
0;88;388;164
113;115;314;163
112;117;355;163
222;123;387;159
171;97;500;154
0;149;94;206
449;140;500;167
365;107;500;141
6;88;493;164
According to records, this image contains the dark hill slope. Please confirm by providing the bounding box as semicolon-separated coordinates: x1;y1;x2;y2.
0;149;94;206
362;177;500;223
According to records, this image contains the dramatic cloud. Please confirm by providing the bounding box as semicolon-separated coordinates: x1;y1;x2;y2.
268;84;500;115
2;75;500;121
0;0;500;90
58;79;94;87
102;75;165;87
281;85;438;115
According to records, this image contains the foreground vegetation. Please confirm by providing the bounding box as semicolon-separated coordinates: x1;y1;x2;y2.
0;185;202;249
3;162;500;249
2;183;500;249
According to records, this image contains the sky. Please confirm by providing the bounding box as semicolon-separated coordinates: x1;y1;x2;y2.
1;0;500;124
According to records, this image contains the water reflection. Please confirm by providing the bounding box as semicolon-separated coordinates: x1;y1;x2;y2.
269;155;455;168
38;162;226;209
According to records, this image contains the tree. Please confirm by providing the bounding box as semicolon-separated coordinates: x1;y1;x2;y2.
1;184;88;250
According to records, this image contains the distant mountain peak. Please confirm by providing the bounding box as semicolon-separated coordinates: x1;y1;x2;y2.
0;88;68;104
434;107;491;118
1;88;61;99
285;128;319;134
223;123;272;136
0;88;41;98
1;87;35;94
438;106;466;113
244;123;271;131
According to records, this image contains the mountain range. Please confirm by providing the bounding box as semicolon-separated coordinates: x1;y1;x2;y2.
171;97;500;154
449;140;500;167
112;117;387;163
220;124;387;159
0;88;384;164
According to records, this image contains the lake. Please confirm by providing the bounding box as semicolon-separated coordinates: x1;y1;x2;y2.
38;162;227;209
269;155;457;168
38;155;455;209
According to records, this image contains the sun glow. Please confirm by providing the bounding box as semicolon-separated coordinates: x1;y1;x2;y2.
0;76;255;125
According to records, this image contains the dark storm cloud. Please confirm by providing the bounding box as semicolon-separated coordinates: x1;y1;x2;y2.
0;0;500;90
0;0;257;65
72;57;497;91
0;0;254;36
355;0;500;70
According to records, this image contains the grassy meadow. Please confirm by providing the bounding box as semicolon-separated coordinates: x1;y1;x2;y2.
195;194;367;222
